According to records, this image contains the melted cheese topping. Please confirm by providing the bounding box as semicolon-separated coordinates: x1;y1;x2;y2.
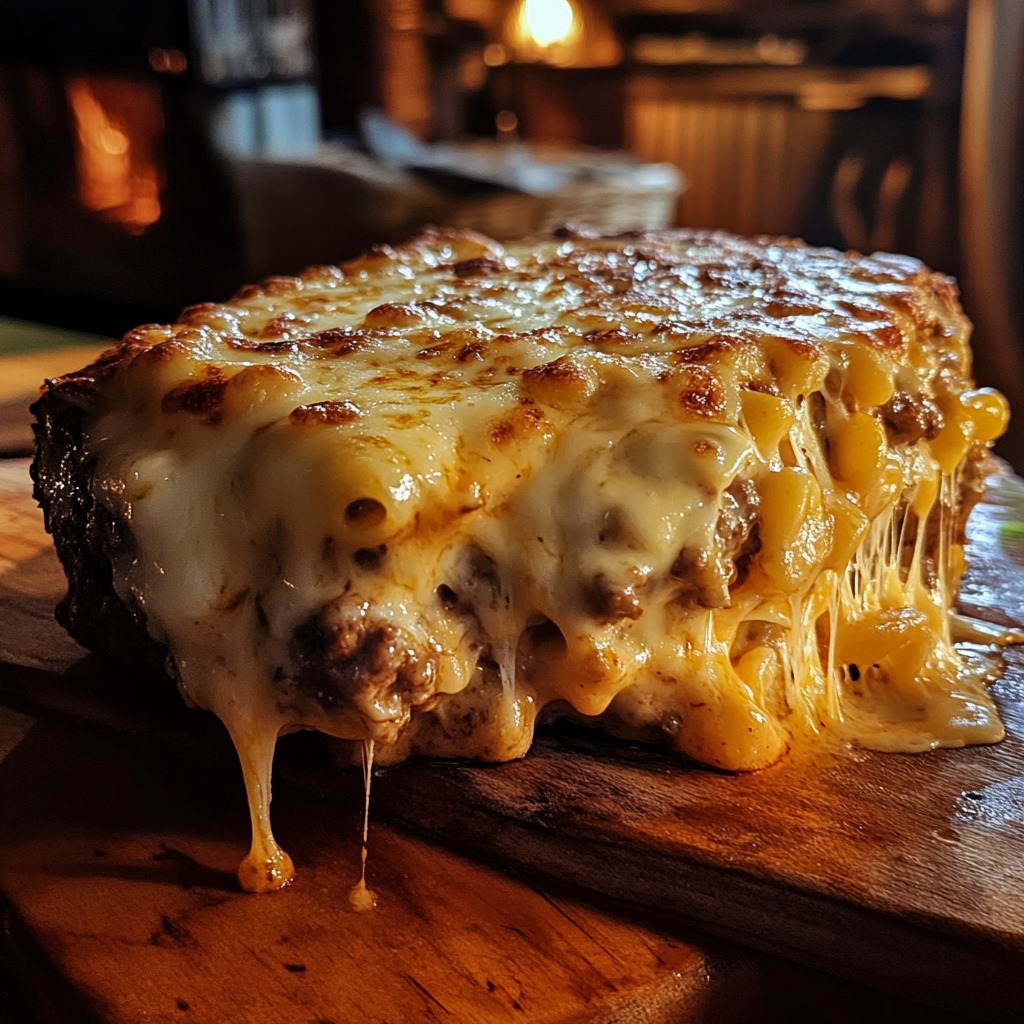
55;228;1010;890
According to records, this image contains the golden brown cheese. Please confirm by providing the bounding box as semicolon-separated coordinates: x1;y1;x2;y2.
42;227;1011;890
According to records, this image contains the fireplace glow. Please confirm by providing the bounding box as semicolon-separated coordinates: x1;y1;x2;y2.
67;77;163;234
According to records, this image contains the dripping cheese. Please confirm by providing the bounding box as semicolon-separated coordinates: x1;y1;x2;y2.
32;227;1011;891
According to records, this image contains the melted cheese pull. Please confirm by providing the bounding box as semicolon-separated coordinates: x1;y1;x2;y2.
59;228;1014;889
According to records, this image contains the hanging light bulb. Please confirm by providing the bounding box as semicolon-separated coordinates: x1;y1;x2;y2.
519;0;577;50
504;0;621;68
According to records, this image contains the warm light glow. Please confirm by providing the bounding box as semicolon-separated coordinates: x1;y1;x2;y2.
67;77;163;234
495;108;519;135
148;47;188;75
505;0;620;69
518;0;577;50
483;42;507;67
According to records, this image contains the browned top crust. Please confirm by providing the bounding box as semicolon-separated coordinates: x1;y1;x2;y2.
44;225;973;427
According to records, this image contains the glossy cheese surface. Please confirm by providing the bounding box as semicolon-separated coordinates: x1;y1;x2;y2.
48;227;1011;889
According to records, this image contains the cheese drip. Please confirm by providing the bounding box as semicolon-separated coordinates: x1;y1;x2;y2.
71;229;1014;889
348;739;377;912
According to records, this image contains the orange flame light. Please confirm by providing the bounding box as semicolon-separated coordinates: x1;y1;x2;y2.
505;0;620;69
518;0;578;50
67;77;163;234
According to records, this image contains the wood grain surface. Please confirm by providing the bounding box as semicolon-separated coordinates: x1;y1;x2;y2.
0;457;767;1024
0;343;110;457
1;454;1022;1023
2;711;769;1024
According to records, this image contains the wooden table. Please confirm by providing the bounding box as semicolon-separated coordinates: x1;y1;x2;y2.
0;700;751;1024
0;319;109;457
2;345;1022;1023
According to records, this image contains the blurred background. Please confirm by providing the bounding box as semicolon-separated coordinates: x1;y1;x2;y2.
0;0;1020;459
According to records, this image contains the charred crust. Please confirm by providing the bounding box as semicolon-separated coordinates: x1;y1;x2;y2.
456;341;486;362
308;327;367;355
773;336;821;362
670;337;750;364
522;357;587;388
133;340;191;365
178;302;221;325
450;257;502;277
889;290;943;334
677;365;727;419
362;302;448;328
489;405;547;447
161;368;228;424
41;347;125;403
30;390;171;687
835;298;885;322
761;286;824;316
298;263;345;286
41;374;102;404
289;401;361;426
122;324;173;348
584;326;637;346
263;276;304;296
259;314;310;340
865;323;908;350
225;337;298;354
234;276;303;300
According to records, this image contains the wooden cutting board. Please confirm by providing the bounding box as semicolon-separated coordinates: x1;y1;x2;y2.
0;456;782;1024
0;339;110;456
2;456;1023;1022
